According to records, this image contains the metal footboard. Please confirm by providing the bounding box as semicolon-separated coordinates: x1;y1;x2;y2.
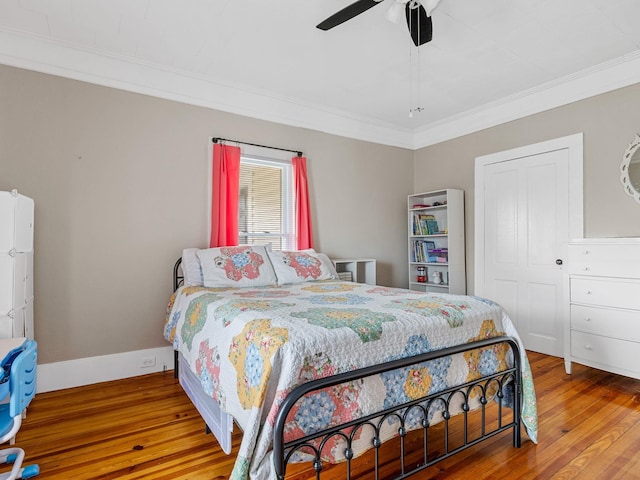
273;336;522;480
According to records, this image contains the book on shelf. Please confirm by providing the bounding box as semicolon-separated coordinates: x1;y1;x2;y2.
338;271;353;282
431;248;448;263
412;213;439;236
411;240;438;263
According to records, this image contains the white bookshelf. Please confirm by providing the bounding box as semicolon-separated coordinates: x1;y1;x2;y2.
408;189;466;294
332;259;376;285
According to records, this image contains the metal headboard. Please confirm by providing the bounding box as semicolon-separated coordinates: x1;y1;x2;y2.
173;257;184;291
172;257;184;378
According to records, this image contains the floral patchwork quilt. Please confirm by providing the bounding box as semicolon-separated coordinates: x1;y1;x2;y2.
164;281;538;480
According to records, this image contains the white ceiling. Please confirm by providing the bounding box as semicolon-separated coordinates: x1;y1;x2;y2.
1;0;640;149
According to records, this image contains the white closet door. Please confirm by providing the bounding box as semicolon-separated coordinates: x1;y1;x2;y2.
479;148;570;356
476;134;584;357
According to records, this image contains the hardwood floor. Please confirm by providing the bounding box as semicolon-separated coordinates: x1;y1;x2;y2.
13;352;640;479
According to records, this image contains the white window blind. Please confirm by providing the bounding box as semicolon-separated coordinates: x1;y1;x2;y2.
239;156;294;250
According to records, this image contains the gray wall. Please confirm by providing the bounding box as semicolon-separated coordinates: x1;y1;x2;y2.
413;82;640;293
4;62;640;365
0;64;414;364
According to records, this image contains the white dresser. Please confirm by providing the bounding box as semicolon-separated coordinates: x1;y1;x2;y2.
0;190;34;340
566;238;640;380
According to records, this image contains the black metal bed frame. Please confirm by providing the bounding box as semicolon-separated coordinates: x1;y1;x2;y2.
273;336;521;479
174;257;184;292
172;258;184;378
171;258;523;479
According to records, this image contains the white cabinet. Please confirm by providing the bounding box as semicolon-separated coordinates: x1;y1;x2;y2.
408;189;466;294
332;259;376;285
566;239;640;380
0;190;34;340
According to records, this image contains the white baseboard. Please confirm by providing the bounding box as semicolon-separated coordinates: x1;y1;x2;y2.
36;346;175;393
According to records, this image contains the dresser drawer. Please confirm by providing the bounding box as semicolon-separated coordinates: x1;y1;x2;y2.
571;331;640;378
570;304;640;342
568;243;640;278
570;277;640;310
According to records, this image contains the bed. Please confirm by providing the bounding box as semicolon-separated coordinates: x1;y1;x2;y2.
164;246;538;480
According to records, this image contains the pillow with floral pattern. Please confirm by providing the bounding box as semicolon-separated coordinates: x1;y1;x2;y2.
197;245;277;288
268;249;337;285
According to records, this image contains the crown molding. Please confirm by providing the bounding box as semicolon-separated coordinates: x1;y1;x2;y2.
0;27;415;149
412;51;640;149
1;26;639;151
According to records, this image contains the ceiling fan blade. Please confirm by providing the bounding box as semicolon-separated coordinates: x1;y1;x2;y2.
406;2;433;46
317;0;383;30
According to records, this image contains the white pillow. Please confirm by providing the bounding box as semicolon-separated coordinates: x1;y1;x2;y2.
181;248;204;286
268;249;337;285
197;245;277;288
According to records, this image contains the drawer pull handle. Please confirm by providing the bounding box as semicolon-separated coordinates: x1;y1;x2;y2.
585;317;591;322
583;266;590;271
584;344;593;351
584;250;590;255
585;290;592;295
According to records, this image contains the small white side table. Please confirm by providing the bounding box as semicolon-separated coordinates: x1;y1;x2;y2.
331;259;376;285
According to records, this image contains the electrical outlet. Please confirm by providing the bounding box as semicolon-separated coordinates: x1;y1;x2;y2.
140;356;156;368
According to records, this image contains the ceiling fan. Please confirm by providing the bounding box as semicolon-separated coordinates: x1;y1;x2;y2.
316;0;440;47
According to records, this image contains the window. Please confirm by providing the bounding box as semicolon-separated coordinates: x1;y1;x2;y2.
238;156;294;250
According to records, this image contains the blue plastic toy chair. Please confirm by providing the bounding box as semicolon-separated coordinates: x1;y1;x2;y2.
0;340;39;479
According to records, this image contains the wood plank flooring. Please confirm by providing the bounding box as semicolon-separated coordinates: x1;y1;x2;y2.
11;352;640;479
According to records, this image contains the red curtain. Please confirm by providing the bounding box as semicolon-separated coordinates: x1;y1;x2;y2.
292;156;314;250
210;143;241;247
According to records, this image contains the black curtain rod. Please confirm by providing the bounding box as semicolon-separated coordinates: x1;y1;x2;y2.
212;137;303;157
